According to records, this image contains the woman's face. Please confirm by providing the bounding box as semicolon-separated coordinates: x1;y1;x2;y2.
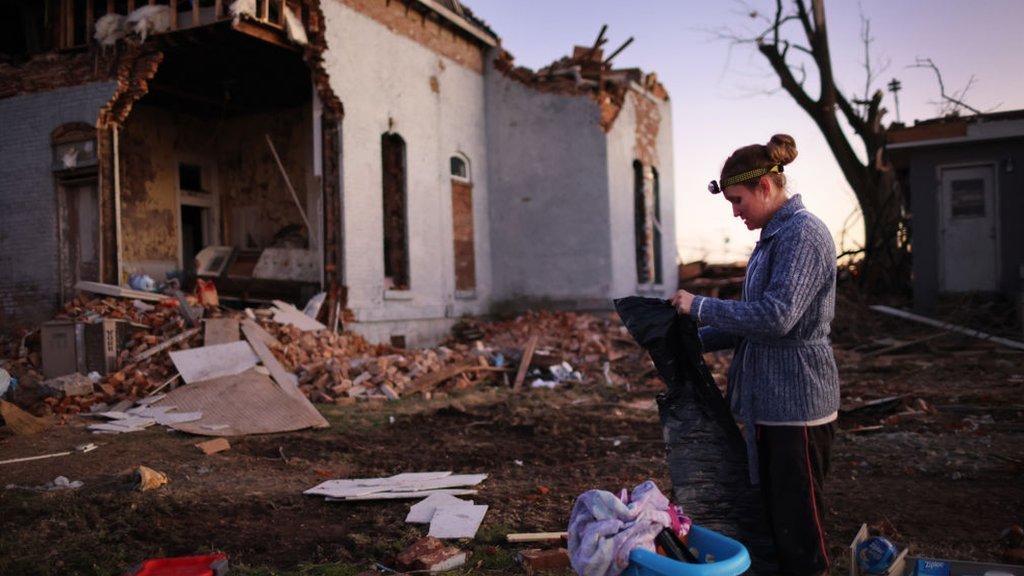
722;177;771;230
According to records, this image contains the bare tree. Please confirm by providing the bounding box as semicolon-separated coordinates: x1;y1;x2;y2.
740;0;909;292
910;57;984;116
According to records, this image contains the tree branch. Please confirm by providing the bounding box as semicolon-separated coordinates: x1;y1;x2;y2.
911;58;983;116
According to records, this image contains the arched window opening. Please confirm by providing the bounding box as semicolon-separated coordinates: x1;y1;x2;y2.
382;132;409;290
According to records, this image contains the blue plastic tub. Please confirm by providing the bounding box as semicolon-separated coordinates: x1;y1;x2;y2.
623;525;751;576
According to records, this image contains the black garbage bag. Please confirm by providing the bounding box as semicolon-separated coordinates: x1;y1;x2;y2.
614;296;777;574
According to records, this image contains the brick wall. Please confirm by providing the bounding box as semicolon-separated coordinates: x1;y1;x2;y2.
0;81;118;334
338;0;485;73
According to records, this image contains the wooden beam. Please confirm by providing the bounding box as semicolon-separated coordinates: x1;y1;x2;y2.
215;0;223;19
128;0;136;13
512;334;539;391
65;0;74;48
126;328;201;365
86;0;95;44
278;0;285;25
169;0;178;30
192;0;200;26
261;0;269;22
231;19;299;51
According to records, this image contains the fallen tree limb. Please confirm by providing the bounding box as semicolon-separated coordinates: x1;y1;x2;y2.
869;305;1024;352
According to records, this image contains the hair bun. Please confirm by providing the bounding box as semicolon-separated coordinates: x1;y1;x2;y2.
766;134;798;166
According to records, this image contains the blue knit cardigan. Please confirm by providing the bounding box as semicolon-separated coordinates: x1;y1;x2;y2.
692;195;840;480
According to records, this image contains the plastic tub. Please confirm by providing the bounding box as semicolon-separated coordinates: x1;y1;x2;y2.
623;525;751;576
122;554;229;576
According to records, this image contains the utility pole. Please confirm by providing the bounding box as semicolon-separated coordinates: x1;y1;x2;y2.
888;78;902;123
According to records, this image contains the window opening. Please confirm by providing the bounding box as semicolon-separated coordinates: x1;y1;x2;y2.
382;133;409;290
450;155;468;181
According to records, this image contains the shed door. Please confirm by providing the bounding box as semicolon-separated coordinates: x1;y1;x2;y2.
939;165;998;292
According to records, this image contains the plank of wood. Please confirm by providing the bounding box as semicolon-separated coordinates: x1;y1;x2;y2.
512;335;539;391
240;319;293;390
204;318;240;346
127;328;201;365
506;532;568;543
75;280;168;303
406;362;476;395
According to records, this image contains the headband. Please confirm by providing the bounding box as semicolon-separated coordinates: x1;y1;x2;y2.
724;164;782;187
708;164;783;194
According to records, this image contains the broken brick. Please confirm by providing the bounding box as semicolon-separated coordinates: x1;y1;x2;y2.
518;548;570;575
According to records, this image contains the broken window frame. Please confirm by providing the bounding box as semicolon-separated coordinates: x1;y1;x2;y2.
382;132;410;291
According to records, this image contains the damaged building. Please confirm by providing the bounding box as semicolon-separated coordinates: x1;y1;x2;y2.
0;0;675;346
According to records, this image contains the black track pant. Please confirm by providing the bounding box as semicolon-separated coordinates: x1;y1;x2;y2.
756;422;835;576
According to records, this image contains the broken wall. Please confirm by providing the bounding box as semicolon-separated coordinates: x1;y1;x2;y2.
0;81;117;333
217;105;320;258
484;57;613;312
118;103;318;282
322;0;491;346
605;88;676;300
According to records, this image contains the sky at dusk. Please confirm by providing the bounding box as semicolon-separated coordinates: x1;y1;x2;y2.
467;0;1024;264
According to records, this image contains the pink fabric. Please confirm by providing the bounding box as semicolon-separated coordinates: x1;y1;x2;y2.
567;481;692;576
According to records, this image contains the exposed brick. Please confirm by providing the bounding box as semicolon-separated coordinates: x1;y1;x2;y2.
633;91;662;169
0;81;118;334
339;0;485;73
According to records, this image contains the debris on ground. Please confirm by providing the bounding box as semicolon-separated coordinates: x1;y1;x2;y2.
133;465;169;492
0;285;650;422
304;471;487;502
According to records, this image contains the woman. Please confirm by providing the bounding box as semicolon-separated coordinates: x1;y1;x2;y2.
670;134;839;576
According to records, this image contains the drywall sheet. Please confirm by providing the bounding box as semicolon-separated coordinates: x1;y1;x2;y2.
154;368;327;436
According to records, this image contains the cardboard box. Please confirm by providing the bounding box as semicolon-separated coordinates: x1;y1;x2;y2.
850;524;1023;576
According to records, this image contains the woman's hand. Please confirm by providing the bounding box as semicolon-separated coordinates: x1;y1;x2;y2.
670;289;695;315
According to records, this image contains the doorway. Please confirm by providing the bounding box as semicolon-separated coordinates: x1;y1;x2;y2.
180;204;209;278
57;177;100;302
939;164;998;292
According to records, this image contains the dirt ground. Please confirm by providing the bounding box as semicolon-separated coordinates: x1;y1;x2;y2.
1;291;1023;576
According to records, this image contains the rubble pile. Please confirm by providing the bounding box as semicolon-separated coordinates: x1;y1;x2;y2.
0;290;651;419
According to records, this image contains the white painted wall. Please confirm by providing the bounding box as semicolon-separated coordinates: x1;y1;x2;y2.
321;2;491;346
484;60;613;312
